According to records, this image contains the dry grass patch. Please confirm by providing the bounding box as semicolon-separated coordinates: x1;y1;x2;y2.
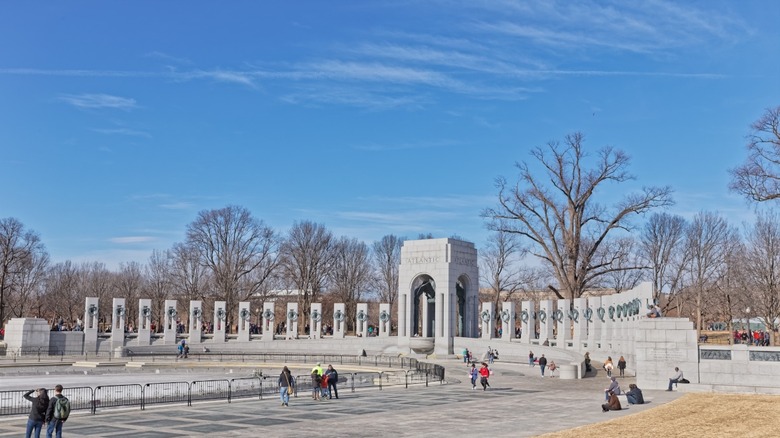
540;393;780;438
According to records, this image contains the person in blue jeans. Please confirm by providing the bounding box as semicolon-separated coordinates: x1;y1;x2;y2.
45;385;66;438
279;366;295;407
538;354;547;376
667;367;683;391
469;363;479;389
23;388;48;438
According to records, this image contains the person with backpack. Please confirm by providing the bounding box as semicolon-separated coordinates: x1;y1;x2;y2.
45;384;69;438
23;387;49;438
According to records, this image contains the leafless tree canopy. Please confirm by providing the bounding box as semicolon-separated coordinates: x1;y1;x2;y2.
730;106;780;202
330;237;374;330
484;132;673;300
0;218;49;324
742;210;780;331
186;206;279;332
684;211;735;331
479;229;535;320
372;234;403;315
279;221;334;331
640;212;689;309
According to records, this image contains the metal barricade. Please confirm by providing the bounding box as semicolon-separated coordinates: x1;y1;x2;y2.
143;382;190;409
94;384;143;413
190;379;230;404
229;377;262;401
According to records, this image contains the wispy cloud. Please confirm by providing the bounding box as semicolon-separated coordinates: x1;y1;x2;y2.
109;236;155;244
159;202;195;210
60;93;138;110
91;127;151;137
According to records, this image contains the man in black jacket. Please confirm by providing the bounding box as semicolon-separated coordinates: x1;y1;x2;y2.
326;364;339;399
538;354;548;376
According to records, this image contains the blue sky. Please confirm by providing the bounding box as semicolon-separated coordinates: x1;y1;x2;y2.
1;1;779;269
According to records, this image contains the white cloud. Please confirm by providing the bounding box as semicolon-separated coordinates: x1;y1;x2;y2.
60;93;138;110
109;236;155;244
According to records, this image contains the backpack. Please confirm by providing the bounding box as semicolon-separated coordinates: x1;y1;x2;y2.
53;395;71;421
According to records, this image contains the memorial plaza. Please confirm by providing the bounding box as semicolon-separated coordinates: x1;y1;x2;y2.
0;357;682;437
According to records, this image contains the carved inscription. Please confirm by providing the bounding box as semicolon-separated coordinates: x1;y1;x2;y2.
452;250;477;267
750;351;780;362
700;349;732;360
646;349;686;361
405;255;441;264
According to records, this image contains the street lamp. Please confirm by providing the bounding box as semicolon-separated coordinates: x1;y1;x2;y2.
745;307;751;333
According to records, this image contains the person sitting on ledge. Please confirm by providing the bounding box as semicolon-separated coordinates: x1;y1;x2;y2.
667;367;683;391
625;383;645;405
601;391;622;412
604;376;621;400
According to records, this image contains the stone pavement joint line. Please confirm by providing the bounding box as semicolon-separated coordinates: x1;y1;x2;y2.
0;359;681;437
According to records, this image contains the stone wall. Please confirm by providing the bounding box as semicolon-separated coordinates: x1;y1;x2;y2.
635;318;699;390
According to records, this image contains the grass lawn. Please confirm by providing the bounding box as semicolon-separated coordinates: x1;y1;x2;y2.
540;393;780;437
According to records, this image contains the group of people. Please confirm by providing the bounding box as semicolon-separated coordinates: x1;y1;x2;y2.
277;362;340;407
733;329;772;346
528;351;556;377
468;362;492;390
22;384;69;438
602;377;645;412
601;356;627;377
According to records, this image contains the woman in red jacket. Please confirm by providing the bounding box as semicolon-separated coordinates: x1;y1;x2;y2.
479;362;491;391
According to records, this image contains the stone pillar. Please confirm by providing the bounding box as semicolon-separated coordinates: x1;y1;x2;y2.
189;301;203;344
84;297;99;353
572;297;586;348
378;303;391;337
262;302;275;341
333;303;346;339
480;302;494;339
539;300;554;344
587;296;602;349
111;298;126;348
556;299;571;347
601;295;613;351
520;300;535;344
3;318;51;356
237;301;251;342
163;299;178;344
138;299;151;346
356;303;369;338
501;301;515;341
213;301;227;343
286;302;299;340
309;303;323;339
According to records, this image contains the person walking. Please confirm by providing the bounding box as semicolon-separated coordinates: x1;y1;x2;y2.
603;356;614;377
528;351;535;367
469;363;479;389
618;356;627;377
478;362;491;390
23;388;48;438
45;384;68;438
538;354;547;377
325;364;339;399
279;366;295;407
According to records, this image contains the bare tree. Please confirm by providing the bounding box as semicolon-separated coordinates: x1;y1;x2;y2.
145;249;172;331
639;212;689;310
43;261;83;326
186;205;279;333
8;247;49;319
330;237;374;332
168;242;209;310
684;212;735;331
479;229;531;323
484;132;673;300
597;236;644;293
279;221;334;332
79;262;115;331
714;233;748;338
730;106;780;202
372;234;403;315
0;218;48;325
115;262;144;329
742;210;780;333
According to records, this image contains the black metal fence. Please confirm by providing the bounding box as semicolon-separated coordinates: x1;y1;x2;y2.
0;356;445;417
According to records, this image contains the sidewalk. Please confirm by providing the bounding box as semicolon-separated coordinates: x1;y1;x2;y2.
0;358;681;437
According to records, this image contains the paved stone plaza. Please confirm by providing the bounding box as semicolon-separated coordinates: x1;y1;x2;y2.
0;358;681;437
